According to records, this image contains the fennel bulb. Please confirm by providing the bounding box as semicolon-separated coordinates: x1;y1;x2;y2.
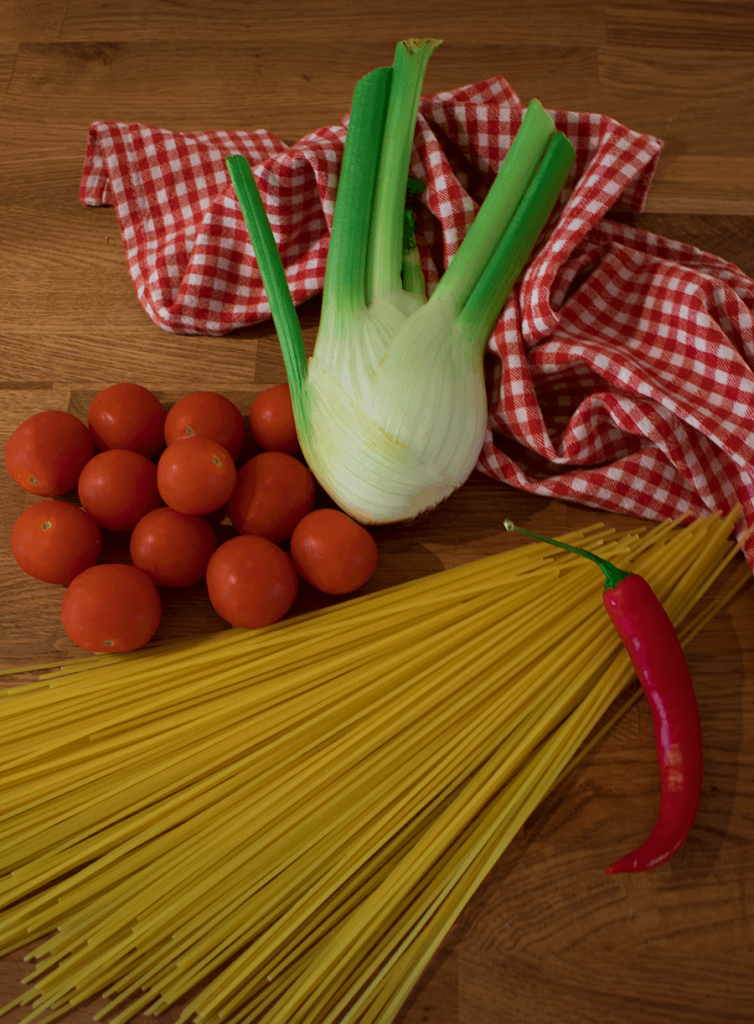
303;294;487;523
227;40;575;525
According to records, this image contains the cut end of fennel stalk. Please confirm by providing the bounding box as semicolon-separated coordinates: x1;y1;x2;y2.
401;37;444;55
227;41;576;526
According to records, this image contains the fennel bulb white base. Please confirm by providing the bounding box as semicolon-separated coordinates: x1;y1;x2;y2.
300;297;488;525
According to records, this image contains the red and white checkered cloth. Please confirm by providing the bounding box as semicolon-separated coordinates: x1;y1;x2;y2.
80;77;754;569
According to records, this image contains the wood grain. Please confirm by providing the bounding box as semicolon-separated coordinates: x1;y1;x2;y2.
1;1;753;1022
604;1;754;50
457;950;754;1023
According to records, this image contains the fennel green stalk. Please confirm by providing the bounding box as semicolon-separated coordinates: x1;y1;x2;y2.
226;40;576;524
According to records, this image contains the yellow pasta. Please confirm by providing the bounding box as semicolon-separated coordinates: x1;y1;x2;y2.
0;511;749;1024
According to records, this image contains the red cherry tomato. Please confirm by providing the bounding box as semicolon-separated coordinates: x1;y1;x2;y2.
11;500;102;585
5;410;95;496
78;449;162;532
249;384;300;454
87;383;167;458
157;436;237;515
61;563;162;652
164;392;245;462
227;451;316;543
206;534;298;629
130;507;218;588
290;508;378;594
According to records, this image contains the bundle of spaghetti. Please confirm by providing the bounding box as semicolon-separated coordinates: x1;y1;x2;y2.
0;510;748;1024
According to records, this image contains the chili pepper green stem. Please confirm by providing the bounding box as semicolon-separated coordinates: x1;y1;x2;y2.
503;520;631;591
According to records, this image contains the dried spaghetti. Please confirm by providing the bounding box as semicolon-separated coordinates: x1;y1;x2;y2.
0;511;748;1024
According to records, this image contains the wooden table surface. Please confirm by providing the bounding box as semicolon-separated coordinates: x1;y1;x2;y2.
1;2;753;1022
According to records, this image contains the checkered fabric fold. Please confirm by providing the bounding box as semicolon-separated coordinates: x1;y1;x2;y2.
80;77;754;568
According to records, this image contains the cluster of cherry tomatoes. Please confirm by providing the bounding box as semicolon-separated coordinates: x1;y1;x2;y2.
5;383;378;653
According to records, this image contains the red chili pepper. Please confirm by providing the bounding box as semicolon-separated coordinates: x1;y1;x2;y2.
504;520;703;874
